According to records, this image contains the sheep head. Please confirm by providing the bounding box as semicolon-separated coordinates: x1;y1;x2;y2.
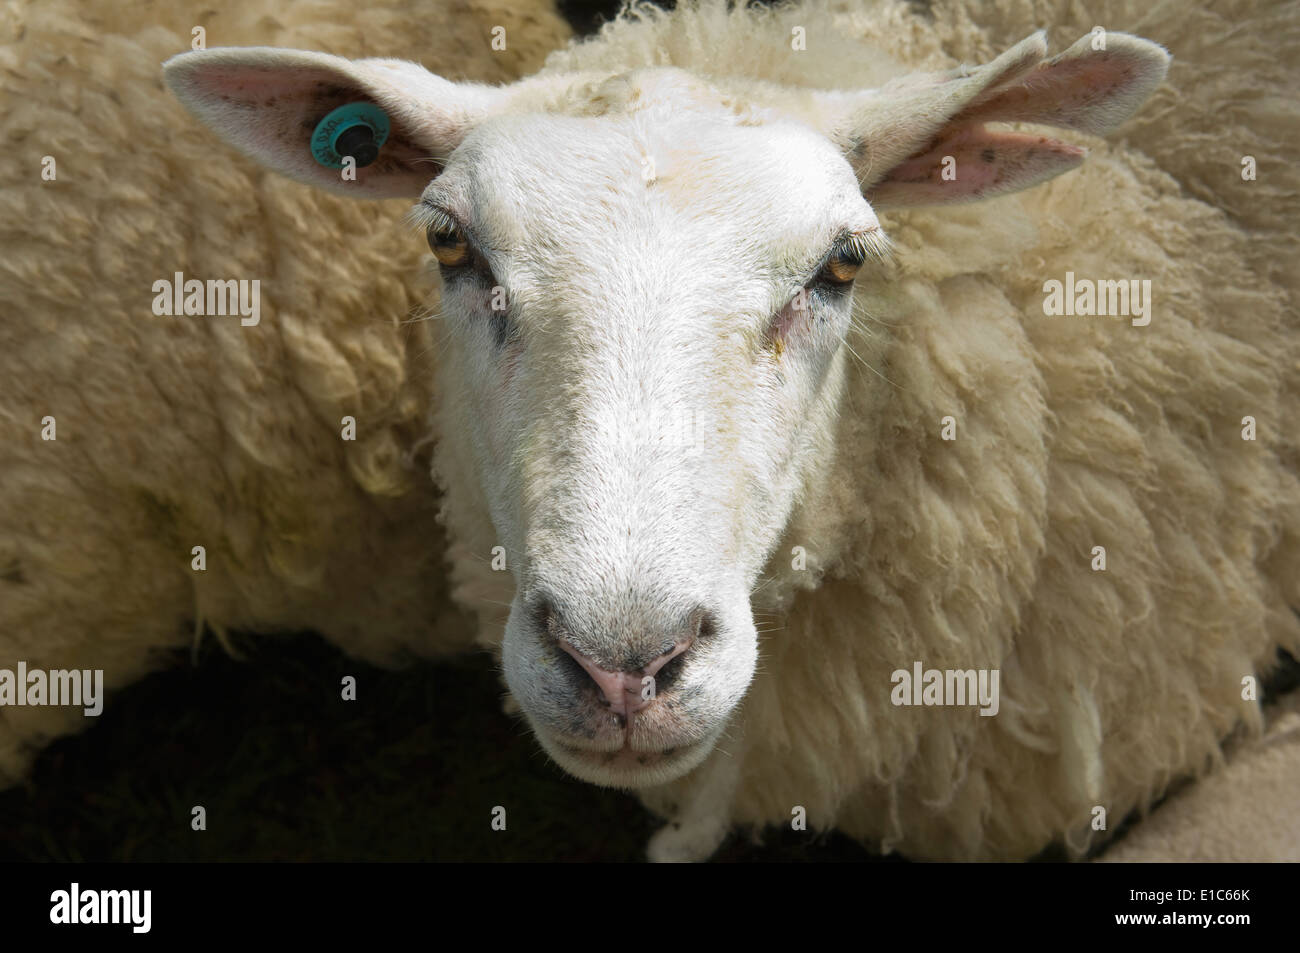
163;29;1168;789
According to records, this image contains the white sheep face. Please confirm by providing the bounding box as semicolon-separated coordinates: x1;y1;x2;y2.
163;28;1168;790
424;103;881;784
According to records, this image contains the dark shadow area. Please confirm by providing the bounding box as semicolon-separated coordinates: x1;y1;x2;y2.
554;0;935;37
0;632;882;862
557;0;639;37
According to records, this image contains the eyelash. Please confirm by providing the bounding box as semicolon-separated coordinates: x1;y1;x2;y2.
813;231;887;286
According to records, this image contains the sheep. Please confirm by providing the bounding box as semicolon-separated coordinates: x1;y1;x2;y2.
4;0;1298;863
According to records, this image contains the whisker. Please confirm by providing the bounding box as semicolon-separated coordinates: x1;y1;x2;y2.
843;336;903;390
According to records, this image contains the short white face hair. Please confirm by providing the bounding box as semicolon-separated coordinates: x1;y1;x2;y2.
163;31;1169;787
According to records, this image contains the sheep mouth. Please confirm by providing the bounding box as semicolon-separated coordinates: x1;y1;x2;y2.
556;740;688;762
547;737;706;787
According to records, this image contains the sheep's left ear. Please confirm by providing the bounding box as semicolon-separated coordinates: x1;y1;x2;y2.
828;31;1170;209
163;48;505;198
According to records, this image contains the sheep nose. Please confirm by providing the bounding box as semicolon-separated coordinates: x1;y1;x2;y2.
559;637;693;716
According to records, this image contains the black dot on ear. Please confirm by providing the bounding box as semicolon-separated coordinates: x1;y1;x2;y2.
981;147;996;163
335;124;379;167
309;102;391;170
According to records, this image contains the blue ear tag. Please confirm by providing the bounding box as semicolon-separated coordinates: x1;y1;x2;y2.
310;102;391;169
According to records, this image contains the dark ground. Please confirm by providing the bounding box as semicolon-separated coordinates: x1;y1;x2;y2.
0;633;889;862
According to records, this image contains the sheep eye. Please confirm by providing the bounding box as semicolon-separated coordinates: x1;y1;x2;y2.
427;223;470;267
821;245;864;285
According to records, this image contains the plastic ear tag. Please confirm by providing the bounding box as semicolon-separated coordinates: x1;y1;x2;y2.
310;102;391;169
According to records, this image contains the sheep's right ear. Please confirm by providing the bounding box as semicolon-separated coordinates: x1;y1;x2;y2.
163;48;505;198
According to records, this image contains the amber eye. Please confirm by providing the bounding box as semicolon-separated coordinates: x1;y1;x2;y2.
822;246;864;285
427;223;470;267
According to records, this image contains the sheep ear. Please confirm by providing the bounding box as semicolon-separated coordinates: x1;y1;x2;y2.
833;31;1170;209
163;48;504;199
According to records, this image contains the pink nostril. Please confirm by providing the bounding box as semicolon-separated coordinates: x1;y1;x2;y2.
559;638;692;718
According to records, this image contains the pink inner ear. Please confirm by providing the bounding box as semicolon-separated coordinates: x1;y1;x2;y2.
177;60;438;197
868;124;1085;208
185;64;366;157
196;65;341;106
956;53;1148;135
